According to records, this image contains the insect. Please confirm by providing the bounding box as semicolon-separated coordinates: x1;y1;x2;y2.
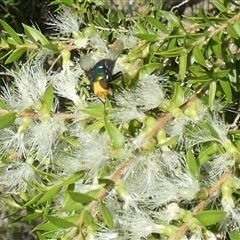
80;41;124;98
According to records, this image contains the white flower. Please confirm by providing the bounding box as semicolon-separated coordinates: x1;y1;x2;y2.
132;74;165;110
0;128;27;158
51;65;86;107
121;151;165;206
107;182;138;211
74;37;89;49
87;230;118;240
88;34;109;54
154;203;184;223
161;147;185;174
148;171;199;207
2;61;48;110
69;125;111;174
119;210;163;240
48;7;82;36
0;162;35;192
110;91;146;124
186;115;231;147
168;115;188;137
206;153;235;180
219;203;240;236
111;74;164;124
27;117;66;161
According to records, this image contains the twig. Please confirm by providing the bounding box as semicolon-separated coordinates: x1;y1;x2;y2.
173;169;233;240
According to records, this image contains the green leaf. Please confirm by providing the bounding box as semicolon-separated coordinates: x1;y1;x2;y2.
215;69;229;78
45;215;76;229
68;191;96;204
157;47;184;57
219;79;232;101
42;84;54;112
2;197;22;208
161;10;182;28
187;149;199;177
36;232;47;240
179;49;187;80
24;193;43;207
195;210;226;226
22;212;42;221
42;230;63;238
23;24;49;45
234;20;240;38
82;210;101;231
134;21;148;34
108;10;118;29
44;43;60;52
211;35;222;58
192;46;207;68
230;230;240;240
227;23;239;39
0;112;16;130
0;49;12;61
99;200;114;228
48;0;74;6
98;178;115;186
37;186;62;205
208;81;216;108
158;135;179;147
117;10;124;22
62;135;81;148
227;61;237;84
134;33;159;42
198;144;218;165
104;114;124;149
146;16;168;33
33;221;59;231
94;13;106;27
0;20;22;44
140;63;163;75
60;172;84;187
172;83;184;106
211;0;227;12
62;195;83;212
82;103;105;119
5;47;27;64
85;120;104;131
82;210;94;225
0;98;9;110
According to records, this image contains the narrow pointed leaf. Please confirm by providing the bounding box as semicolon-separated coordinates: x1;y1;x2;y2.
37;186;61;205
5;47;27;64
45;215;76;229
23;24;49;45
68;191;96;204
193;46;207;68
0;112;16;130
99;200;114;228
195;210;226;226
0;20;22;44
104;114;124;149
42;84;54;112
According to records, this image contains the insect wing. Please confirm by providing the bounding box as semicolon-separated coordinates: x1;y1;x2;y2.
79;55;95;72
108;40;124;60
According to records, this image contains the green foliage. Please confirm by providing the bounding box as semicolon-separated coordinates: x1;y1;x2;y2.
0;112;16;130
195;210;227;226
